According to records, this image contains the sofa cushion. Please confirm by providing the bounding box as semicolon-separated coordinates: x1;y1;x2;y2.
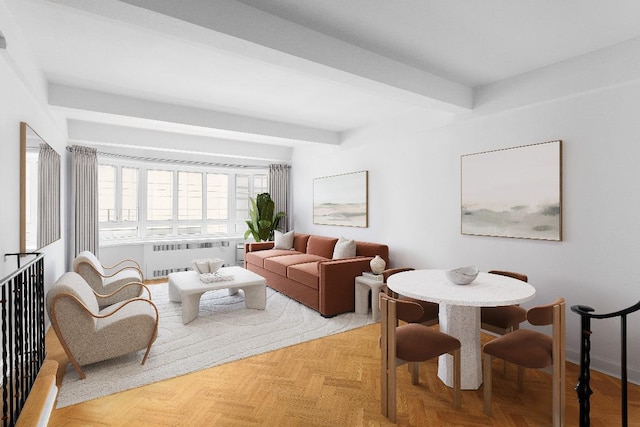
245;249;302;268
355;241;390;264
264;254;327;277
274;230;295;249
306;236;339;259
333;237;356;259
287;262;320;290
292;234;311;253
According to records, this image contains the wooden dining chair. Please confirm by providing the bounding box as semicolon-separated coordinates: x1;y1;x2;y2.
482;297;565;427
481;270;528;374
382;268;439;326
380;292;461;422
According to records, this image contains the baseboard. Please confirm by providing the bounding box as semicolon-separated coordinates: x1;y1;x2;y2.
566;349;640;385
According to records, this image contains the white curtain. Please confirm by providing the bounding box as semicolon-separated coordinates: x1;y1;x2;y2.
37;143;60;248
71;145;99;257
269;164;291;232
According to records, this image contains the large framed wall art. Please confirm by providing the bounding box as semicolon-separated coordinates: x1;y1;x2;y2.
313;171;368;227
461;140;562;241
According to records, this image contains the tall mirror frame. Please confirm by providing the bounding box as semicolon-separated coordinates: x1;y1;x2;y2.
20;122;61;253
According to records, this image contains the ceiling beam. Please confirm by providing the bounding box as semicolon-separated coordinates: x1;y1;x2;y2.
49;84;339;146
52;0;472;114
66;120;292;164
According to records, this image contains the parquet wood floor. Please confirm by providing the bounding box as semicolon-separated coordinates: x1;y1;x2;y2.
45;320;638;427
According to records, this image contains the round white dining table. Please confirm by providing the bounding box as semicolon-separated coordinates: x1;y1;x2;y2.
386;269;536;390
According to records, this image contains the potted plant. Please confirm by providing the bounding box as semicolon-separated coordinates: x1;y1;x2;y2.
244;193;286;242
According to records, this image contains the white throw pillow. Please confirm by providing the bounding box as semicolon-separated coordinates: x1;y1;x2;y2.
333;236;356;259
274;230;295;250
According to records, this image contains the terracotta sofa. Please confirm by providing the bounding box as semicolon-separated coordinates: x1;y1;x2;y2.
244;233;389;317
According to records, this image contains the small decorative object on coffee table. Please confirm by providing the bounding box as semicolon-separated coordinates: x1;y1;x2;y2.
370;255;386;275
191;257;225;274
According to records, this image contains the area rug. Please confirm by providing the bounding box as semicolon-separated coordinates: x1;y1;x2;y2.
55;283;375;408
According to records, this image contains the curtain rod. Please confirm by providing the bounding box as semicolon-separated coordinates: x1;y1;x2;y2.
65;146;284;170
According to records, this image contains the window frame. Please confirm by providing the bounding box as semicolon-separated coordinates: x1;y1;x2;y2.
97;157;268;242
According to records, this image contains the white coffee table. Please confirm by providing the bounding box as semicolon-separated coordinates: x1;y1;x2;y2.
168;266;267;324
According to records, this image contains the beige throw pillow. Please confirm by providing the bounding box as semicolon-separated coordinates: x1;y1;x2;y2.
333;236;356;259
274;230;295;250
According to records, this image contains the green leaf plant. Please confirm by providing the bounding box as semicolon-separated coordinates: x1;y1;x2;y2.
243;193;286;242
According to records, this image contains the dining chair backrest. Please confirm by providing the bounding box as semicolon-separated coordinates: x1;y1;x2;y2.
394;298;425;323
488;270;528;283
382;267;414;282
481;270;529;338
527;297;563;326
383;267;438;326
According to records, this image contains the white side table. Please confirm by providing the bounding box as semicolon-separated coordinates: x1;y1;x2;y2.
355;275;385;320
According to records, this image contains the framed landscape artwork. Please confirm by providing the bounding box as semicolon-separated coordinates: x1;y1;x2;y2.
313;171;368;227
461;140;562;241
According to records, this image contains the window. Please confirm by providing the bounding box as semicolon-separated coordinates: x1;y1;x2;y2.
207;173;228;220
178;171;202;221
98;165;140;239
254;174;268;195
97;158;268;241
147;170;173;221
121;167;138;221
98;165;116;222
207;173;229;234
235;175;250;221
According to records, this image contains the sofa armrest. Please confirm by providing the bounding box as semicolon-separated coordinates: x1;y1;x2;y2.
245;241;275;254
317;256;373;316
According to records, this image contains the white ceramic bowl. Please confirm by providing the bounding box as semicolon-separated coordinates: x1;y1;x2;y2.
208;258;224;273
445;265;479;285
192;258;225;274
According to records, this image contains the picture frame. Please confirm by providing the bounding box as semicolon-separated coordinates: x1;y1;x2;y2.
461;140;562;241
313;171;368;227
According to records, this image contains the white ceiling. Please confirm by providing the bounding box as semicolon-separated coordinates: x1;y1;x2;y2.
6;0;640;153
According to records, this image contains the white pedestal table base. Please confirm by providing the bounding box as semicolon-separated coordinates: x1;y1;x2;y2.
437;303;483;390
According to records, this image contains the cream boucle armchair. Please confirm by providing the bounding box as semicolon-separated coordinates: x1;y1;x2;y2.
73;251;144;307
46;272;159;379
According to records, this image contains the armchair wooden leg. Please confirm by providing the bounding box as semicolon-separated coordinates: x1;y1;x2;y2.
483;354;492;416
142;342;153;365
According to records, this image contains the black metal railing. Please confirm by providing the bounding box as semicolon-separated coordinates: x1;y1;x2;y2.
1;253;45;427
571;300;640;427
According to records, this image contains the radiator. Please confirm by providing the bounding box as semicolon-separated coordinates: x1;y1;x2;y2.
143;240;237;279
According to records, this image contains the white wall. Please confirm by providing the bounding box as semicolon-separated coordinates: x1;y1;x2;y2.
0;3;67;293
291;75;640;383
